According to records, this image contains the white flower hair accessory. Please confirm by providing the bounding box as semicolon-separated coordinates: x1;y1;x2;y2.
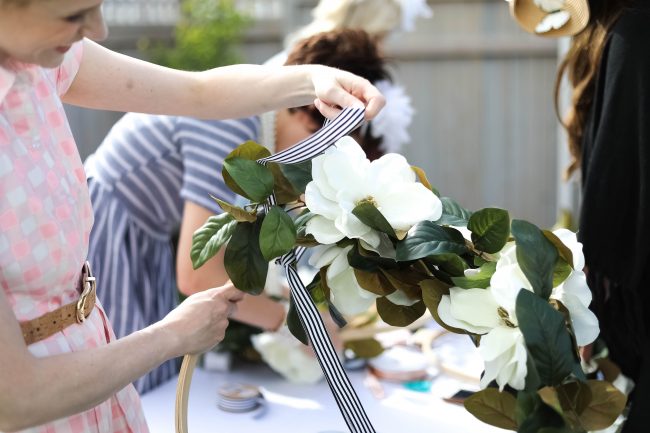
533;0;570;33
396;0;433;32
507;0;590;37
370;80;414;154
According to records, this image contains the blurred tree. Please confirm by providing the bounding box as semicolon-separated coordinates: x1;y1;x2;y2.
139;0;250;70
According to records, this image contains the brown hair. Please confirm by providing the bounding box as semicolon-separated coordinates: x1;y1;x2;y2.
555;0;630;178
284;29;391;160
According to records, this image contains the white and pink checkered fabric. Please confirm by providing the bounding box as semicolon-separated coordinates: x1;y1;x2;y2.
1;41;149;433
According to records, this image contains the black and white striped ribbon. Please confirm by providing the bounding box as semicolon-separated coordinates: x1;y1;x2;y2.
257;107;377;433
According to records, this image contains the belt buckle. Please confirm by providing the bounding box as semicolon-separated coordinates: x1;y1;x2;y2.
76;261;96;323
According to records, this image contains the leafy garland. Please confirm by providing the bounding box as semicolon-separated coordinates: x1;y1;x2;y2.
191;139;626;432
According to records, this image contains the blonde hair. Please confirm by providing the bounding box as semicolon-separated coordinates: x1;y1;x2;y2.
554;0;630;179
286;0;402;47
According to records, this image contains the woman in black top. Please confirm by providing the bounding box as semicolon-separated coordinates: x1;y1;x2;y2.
557;0;650;430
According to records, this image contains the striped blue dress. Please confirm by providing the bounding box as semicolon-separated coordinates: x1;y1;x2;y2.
84;113;260;393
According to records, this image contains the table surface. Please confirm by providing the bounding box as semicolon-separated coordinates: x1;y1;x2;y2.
140;333;507;433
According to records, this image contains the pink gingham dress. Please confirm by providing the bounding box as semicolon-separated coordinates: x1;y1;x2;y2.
0;41;149;433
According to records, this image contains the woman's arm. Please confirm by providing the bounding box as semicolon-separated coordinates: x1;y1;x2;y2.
62;40;384;120
0;284;242;432
177;201;285;331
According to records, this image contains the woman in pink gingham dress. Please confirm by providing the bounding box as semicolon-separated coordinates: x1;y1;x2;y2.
0;1;384;431
0;41;150;432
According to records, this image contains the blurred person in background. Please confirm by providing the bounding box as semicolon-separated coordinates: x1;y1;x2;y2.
510;0;650;430
85;29;397;393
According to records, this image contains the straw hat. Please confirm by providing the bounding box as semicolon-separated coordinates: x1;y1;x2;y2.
509;0;590;37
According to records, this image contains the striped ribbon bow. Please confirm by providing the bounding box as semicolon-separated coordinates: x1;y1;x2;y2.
175;107;376;433
257;107;377;433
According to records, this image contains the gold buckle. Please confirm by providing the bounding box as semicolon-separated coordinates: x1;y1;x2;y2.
76;262;96;323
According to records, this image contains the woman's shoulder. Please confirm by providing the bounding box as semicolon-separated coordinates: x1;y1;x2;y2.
613;2;650;40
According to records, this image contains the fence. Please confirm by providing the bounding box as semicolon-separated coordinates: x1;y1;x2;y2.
68;0;567;228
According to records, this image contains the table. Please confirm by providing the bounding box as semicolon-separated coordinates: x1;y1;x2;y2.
140;333;506;433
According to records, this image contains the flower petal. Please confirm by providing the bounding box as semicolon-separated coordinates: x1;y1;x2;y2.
553;228;585;271
328;266;377;315
375;183;442;230
306;215;345;245
386;289;419;306
449;288;501;329
309;244;342;269
305;182;341;220
479;327;527;391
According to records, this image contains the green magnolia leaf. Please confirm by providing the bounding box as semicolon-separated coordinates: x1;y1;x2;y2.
396;221;467;261
543;230;574;269
306;272;326;304
380;266;427;293
516;289;576;387
411;165;439;195
352;201;396;238
421;278;469;334
210;195;257;222
344;338;384;359
553;258;573;287
515;391;539;426
575;380;627;431
190;213;236;269
425;253;468;277
511;220;558;300
538;387;563;413
468;208;510;254
451;261;497;289
222;157;274;202
280;160;312;194
224;219;268;295
294;209;315;230
516;391;571;433
328;303;347;329
287;295;308;345
524;349;542;392
437;197;472;226
376;297;426;327
225;140;271;161
347;243;397;272
464;388;518;431
353;268;396;296
222;141;271;199
556;381;593;427
259;206;297;261
268;162;301;204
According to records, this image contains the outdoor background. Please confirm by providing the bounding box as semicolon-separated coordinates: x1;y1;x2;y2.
66;0;580;229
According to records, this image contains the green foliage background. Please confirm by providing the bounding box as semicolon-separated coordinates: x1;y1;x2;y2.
139;0;250;70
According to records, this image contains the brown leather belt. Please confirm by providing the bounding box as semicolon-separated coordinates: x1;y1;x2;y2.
20;261;97;346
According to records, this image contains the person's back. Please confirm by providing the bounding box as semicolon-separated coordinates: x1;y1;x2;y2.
85;112;259;392
578;3;650;431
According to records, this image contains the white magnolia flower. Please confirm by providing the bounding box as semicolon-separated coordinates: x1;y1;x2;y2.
309;244;379;316
305;137;442;247
535;10;571;33
251;329;323;384
492;229;599;346
437;228;599;390
437;287;528;390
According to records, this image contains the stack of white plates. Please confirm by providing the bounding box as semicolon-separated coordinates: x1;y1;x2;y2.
217;383;263;413
368;346;429;382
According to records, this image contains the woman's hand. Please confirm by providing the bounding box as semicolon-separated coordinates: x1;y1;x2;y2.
159;283;244;357
311;65;386;120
